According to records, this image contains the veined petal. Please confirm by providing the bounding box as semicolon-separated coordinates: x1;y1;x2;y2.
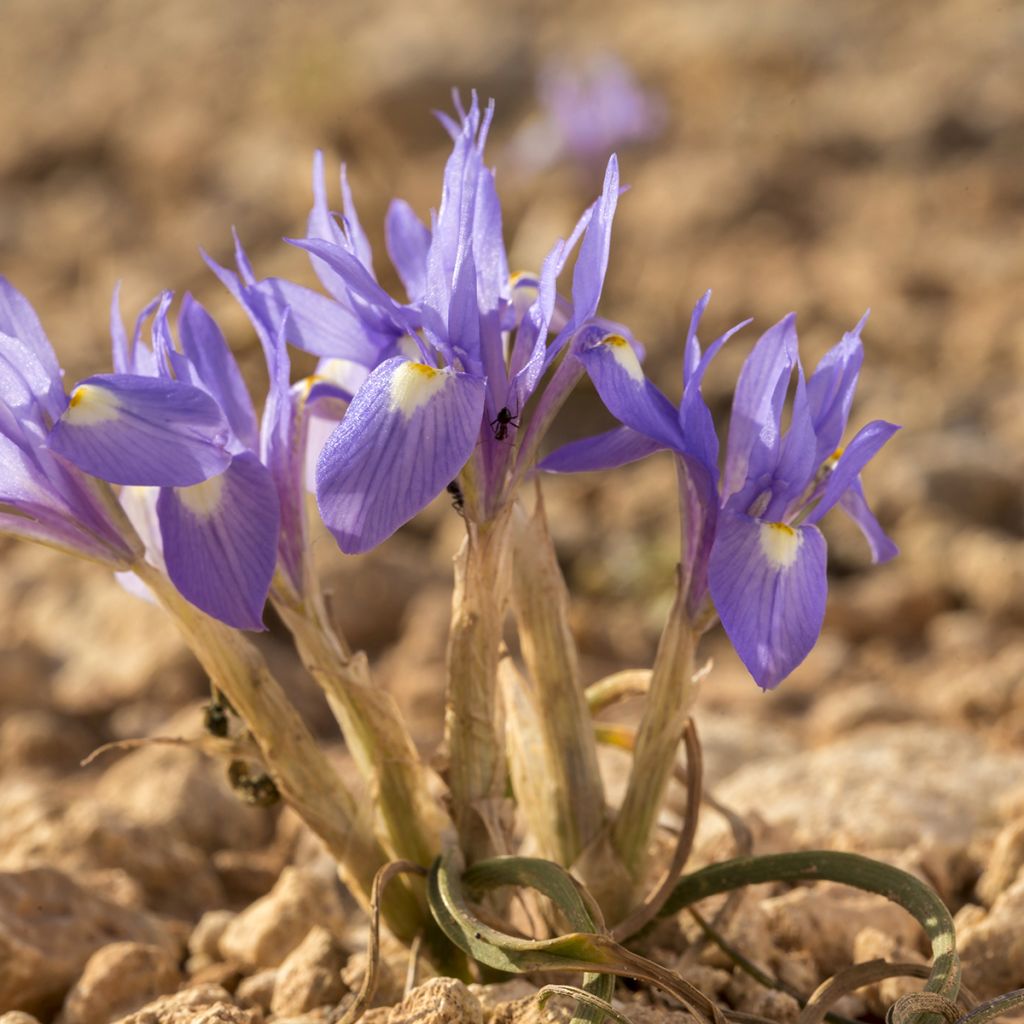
288;238;418;338
722;314;798;506
679;308;751;474
316;356;485;553
577;329;683;450
306;150;351;301
540;426;664;473
805;419;900;525
839;477;899;564
385;198;431;302
157;452;279;630
251;277;384;364
0;278;62;400
339;164;374;271
709;511;827;690
808;312;867;463
48;374;231;486
768;360;817;519
0;332;66;430
570;155;619;327
179;294;259;451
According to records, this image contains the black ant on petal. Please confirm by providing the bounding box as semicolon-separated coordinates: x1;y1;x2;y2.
490;404;520;442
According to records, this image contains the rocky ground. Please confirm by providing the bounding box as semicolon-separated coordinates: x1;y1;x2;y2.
1;0;1023;1021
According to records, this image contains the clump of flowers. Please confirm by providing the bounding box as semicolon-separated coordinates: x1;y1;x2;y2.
4;93;983;1024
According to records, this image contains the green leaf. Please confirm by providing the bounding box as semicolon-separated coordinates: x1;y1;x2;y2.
660;850;959;1024
428;853;726;1024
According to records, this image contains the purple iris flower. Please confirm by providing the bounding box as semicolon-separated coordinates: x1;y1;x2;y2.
236;93;626;555
544;295;899;690
46;288;280;630
0;278;139;566
530;53;667;169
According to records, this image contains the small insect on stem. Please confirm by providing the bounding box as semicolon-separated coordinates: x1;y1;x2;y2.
228;760;281;807
446;480;465;516
490;405;520;442
203;698;230;738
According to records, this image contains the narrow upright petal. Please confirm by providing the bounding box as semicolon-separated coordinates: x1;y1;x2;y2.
807;313;867;462
708;511;828;689
48;374;231;486
721;314;798;506
570;155;619;327
179;295;259;452
316;356;486;553
157;451;280;630
385;199;431;302
0;277;62;399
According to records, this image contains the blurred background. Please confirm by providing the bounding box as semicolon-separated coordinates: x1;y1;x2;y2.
2;0;1024;993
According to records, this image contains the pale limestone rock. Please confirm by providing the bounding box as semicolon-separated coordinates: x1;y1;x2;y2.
0;868;177;1017
853;926;928;1017
190;910;237;960
59;942;181;1024
707;724;1024;852
110;984;257;1024
0;786;224;917
761;883;922;977
957;876;1024;999
387;978;482;1024
219;867;348;968
235;970;278;1012
270;926;347;1016
976;816;1024;906
468;980;539;1022
97;741;275;854
339;932;412;1011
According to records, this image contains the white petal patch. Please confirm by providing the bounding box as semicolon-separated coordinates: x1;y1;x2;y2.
602;335;644;383
389;361;449;415
65;384;121;426
177;472;226;517
759;521;802;569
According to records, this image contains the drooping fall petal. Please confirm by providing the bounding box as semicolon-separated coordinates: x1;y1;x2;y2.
316;356;486;553
708;510;827;690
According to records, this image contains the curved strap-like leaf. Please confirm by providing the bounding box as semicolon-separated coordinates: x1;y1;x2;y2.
428;853;725;1024
660;850;960;1024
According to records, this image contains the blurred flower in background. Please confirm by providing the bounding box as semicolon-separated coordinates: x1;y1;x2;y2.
509;52;667;172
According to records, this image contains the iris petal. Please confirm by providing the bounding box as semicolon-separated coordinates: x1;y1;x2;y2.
157;451;279;630
807;313;867;463
805;419;900;524
571;155;619;327
316;356;486;553
385;199;431;302
48;374;231;486
577;330;683;450
839;477;899;564
708;511;827;690
540;426;664;473
179;295;259;452
721;314;797;505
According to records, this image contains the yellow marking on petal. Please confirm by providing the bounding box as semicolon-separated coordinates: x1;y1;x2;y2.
759;521;802;569
601;334;645;383
178;473;226;518
389;361;448;416
66;384;121;426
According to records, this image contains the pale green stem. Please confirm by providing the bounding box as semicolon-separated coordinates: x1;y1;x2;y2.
610;577;699;892
444;505;514;862
507;495;605;865
610;458;705;892
273;589;445;869
135;561;425;942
